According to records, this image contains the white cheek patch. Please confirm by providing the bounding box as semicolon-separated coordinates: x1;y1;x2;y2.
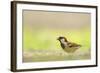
61;39;67;46
61;39;65;42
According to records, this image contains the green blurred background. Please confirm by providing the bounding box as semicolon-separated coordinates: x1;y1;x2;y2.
23;10;91;62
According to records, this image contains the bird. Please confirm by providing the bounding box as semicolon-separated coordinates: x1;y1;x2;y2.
57;36;81;53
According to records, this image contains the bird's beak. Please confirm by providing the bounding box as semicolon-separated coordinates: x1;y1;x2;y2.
57;38;59;40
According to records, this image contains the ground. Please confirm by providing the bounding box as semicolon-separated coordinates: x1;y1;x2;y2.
23;49;90;62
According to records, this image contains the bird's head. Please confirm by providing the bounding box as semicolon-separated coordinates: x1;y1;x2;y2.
57;36;68;42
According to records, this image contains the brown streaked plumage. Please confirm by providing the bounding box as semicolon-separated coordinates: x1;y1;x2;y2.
57;36;81;53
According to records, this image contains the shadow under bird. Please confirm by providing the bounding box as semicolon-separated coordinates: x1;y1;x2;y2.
57;36;81;53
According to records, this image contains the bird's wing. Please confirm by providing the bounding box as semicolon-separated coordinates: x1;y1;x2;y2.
67;42;81;47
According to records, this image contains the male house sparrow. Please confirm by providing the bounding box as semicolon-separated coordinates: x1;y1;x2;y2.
57;36;81;53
